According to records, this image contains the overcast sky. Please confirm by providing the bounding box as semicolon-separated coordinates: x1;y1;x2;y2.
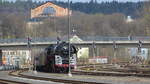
7;0;147;3
44;0;147;3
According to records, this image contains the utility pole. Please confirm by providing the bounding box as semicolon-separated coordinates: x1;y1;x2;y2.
27;37;32;71
113;41;117;65
92;41;96;71
68;0;72;77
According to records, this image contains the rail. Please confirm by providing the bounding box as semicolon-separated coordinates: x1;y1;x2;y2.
9;70;108;84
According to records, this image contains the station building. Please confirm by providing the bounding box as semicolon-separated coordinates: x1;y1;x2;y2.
31;2;71;18
26;2;72;30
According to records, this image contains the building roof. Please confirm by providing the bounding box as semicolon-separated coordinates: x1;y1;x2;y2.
30;1;70;19
32;1;66;9
31;1;67;10
70;35;83;43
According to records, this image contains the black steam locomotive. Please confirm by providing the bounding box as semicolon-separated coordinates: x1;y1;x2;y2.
36;41;77;73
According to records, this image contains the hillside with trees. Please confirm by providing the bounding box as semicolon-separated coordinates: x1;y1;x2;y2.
0;0;144;17
0;0;149;39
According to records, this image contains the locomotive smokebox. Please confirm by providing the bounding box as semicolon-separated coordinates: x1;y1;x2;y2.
36;41;77;73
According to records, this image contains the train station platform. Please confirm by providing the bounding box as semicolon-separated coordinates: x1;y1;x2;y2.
22;71;150;84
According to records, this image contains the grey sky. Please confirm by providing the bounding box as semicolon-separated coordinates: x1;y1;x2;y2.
8;0;147;3
45;0;147;3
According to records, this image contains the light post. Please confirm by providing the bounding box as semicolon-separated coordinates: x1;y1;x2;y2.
92;41;96;71
92;30;96;71
27;37;32;71
34;57;37;74
68;0;72;77
113;41;117;65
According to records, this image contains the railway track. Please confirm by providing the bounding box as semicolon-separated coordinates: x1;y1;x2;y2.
75;64;150;77
9;70;107;84
8;67;150;84
72;70;150;77
0;79;29;84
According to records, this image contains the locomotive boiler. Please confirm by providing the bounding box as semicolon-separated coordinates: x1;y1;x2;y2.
36;41;77;73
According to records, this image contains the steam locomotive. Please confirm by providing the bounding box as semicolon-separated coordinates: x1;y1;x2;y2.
36;41;77;73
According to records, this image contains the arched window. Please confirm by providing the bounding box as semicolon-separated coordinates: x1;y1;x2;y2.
42;6;56;15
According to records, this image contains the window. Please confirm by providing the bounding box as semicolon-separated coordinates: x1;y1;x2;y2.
42;6;56;15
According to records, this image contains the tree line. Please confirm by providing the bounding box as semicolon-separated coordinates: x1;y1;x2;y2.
0;0;149;39
0;0;145;17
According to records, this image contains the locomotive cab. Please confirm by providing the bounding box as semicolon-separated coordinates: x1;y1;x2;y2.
41;42;77;73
